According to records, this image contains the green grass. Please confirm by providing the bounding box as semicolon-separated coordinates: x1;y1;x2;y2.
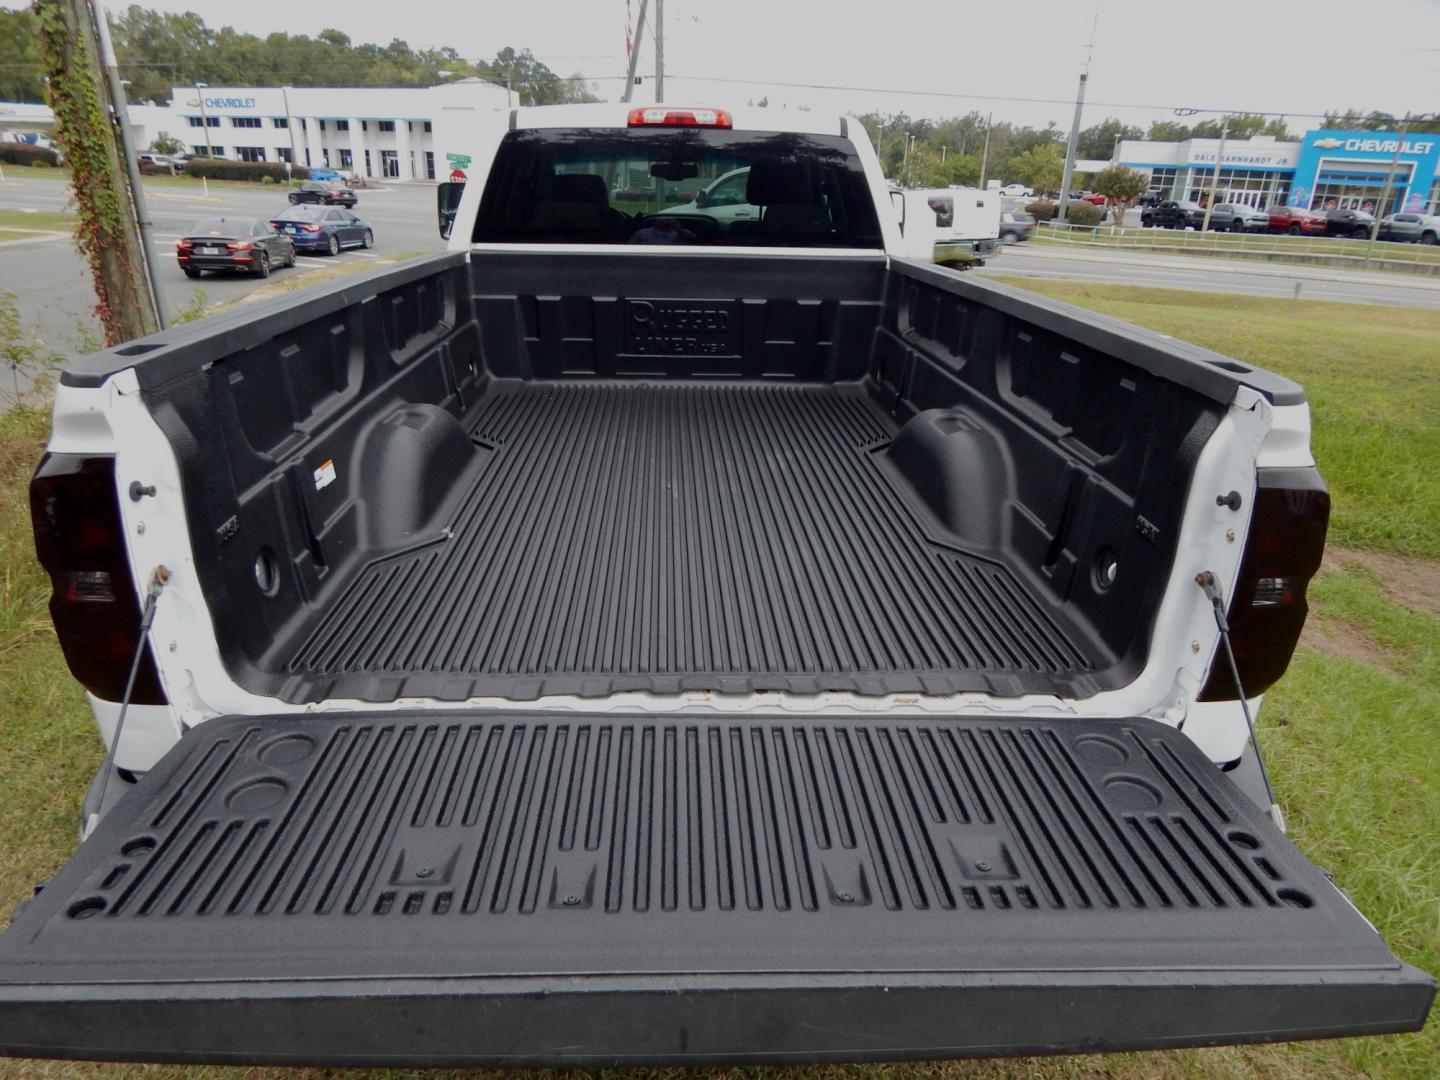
0;210;73;233
0;285;1435;1078
990;281;1440;559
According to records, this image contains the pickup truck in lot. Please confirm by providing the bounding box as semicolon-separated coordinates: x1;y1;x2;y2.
3;103;1433;1066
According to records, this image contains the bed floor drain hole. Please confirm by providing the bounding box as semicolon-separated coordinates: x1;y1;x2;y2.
1277;888;1314;909
120;837;156;857
67;896;107;919
1227;830;1260;850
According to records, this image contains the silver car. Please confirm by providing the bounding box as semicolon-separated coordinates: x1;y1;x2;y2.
1206;203;1269;232
1377;212;1440;244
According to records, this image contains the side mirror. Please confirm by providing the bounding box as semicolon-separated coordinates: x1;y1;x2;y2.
890;189;906;234
437;181;465;239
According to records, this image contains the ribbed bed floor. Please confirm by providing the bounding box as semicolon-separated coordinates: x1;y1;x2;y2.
281;382;1101;700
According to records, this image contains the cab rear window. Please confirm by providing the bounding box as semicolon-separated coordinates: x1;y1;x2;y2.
472;128;883;249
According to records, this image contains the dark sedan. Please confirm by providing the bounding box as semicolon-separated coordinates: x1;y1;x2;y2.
288;180;358;208
269;205;375;256
176;217;295;278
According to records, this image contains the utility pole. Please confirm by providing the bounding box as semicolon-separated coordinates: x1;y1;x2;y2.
979;111;992;187
654;0;664;103
194;81;212;155
1366;113;1411;263
1056;15;1096;222
34;0;159;344
620;0;649;104
1199;115;1229;233
95;1;167;328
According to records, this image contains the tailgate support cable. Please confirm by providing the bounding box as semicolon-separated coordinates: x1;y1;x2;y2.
88;565;171;835
1196;570;1283;830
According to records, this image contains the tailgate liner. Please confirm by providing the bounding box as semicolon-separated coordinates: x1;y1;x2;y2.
276;382;1106;702
0;712;1430;1065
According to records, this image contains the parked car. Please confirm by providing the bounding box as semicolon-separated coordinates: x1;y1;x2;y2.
1378;212;1440;244
1080;193;1107;206
175;216;295;278
998;182;1033;197
1140;200;1205;229
1206;203;1269;232
136;153;174;175
999;209;1034;243
660;166;759;225
1138;191;1163;208
6;101;1432;1067
1265;205;1327;235
1323;207;1376;239
288;180;358;208
269;204;375;255
307;167;345;183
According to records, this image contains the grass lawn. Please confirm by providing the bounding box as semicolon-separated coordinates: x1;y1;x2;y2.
0;210;74;233
0;285;1435;1078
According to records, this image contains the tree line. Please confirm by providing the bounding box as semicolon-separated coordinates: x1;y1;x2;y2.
0;5;598;106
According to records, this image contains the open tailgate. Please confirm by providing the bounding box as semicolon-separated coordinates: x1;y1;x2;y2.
0;711;1431;1066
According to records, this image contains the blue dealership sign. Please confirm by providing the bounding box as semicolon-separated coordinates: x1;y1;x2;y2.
1293;130;1440;212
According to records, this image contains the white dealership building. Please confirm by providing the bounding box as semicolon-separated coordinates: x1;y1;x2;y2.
123;80;512;181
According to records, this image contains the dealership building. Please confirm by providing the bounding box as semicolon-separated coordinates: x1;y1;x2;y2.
4;81;510;181
1116;129;1440;215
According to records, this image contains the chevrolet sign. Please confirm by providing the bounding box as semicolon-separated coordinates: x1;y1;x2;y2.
1312;137;1344;149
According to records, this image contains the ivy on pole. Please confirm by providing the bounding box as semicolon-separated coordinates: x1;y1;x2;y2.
33;0;159;345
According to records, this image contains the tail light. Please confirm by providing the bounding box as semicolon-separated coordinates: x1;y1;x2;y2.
303;224;322;233
226;240;252;252
628;107;732;128
176;239;193;250
29;454;165;704
1198;467;1329;701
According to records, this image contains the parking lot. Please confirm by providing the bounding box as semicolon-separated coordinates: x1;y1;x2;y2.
0;172;446;359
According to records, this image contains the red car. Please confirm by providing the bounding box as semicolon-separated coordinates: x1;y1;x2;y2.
1081;192;1107;206
1266;205;1326;235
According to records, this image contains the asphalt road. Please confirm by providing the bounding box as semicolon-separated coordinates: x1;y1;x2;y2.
977;243;1440;311
0;173;447;371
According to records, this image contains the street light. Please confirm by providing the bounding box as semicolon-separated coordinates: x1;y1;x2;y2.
194;81;211;156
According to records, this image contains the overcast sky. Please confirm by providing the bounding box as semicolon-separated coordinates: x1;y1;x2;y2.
96;0;1440;131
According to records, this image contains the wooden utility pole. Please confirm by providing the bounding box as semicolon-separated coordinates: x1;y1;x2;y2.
33;0;160;345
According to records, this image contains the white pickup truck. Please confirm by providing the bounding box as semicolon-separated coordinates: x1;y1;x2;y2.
2;102;1432;1066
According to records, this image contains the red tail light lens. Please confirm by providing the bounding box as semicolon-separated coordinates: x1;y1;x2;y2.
176;239;193;250
1199;467;1329;701
627;107;732;128
303;224;322;233
30;454;166;704
225;240;253;252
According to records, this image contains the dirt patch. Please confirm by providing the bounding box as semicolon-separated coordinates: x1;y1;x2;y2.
1323;547;1440;619
1300;613;1402;676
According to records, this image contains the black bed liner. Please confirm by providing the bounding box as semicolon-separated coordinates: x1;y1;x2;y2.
0;711;1429;1065
274;380;1107;702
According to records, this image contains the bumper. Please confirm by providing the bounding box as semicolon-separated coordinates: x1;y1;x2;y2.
177;254;256;272
933;237;1000;265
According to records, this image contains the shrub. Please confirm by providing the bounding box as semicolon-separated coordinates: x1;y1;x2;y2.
0;144;59;167
1063;201;1102;227
261;175;275;185
30;160;53;169
1025;199;1057;222
183;157;309;183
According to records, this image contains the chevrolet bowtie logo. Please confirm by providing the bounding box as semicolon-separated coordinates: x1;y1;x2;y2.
1312;137;1344;149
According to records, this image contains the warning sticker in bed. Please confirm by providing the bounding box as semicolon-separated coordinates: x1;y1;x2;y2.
625;299;739;357
313;458;337;491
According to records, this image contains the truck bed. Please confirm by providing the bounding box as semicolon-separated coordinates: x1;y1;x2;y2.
282;379;1099;701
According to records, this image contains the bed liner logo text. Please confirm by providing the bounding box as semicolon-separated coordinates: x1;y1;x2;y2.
626;300;738;356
